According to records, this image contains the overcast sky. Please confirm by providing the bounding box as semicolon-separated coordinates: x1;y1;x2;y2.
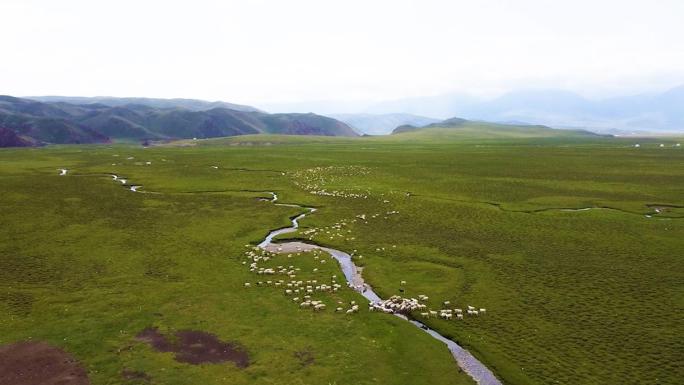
2;0;683;106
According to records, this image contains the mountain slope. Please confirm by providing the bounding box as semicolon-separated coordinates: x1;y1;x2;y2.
391;116;607;139
0;96;358;147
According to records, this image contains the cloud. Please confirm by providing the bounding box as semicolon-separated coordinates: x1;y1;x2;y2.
1;0;683;103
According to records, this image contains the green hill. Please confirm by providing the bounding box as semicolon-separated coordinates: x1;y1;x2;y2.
0;96;358;147
391;117;608;139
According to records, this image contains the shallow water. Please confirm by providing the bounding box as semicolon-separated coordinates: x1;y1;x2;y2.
257;192;502;385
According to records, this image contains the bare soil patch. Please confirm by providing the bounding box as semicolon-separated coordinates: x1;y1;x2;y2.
136;328;249;367
0;341;90;385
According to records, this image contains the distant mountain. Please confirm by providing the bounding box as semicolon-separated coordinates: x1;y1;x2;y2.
391;116;608;138
0;96;358;147
364;93;479;119
365;86;684;133
28;96;261;113
329;113;439;135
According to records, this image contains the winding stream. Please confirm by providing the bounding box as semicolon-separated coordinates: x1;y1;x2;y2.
83;174;500;383
258;192;502;385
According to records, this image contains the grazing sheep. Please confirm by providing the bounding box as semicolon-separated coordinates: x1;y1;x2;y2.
244;282;251;288
479;308;486;314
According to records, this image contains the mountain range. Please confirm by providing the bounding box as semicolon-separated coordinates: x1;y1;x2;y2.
365;86;684;134
0;96;358;147
262;85;684;134
29;96;261;113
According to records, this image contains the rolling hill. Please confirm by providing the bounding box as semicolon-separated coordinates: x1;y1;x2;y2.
391;116;608;139
0;96;358;147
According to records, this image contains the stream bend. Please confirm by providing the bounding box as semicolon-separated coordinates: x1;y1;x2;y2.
257;192;502;385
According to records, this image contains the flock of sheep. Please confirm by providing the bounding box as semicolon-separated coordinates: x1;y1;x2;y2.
634;143;681;148
245;165;488;321
292;166;373;200
242;245;487;321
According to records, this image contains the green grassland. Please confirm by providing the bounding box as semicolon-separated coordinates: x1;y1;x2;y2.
1;126;683;385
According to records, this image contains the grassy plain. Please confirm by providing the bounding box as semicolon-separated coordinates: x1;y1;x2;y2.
1;127;683;385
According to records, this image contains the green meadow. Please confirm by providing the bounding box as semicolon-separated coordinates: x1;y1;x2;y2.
1;128;683;385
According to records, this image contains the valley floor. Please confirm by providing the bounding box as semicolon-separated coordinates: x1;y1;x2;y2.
1;133;682;385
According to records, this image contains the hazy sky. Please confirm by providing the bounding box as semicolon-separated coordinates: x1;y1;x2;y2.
2;0;683;105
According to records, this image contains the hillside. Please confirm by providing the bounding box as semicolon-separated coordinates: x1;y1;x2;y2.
391;116;607;139
0;96;358;147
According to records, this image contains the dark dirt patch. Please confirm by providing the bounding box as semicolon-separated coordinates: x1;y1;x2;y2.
0;341;90;385
136;327;249;367
293;349;314;367
121;369;151;383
